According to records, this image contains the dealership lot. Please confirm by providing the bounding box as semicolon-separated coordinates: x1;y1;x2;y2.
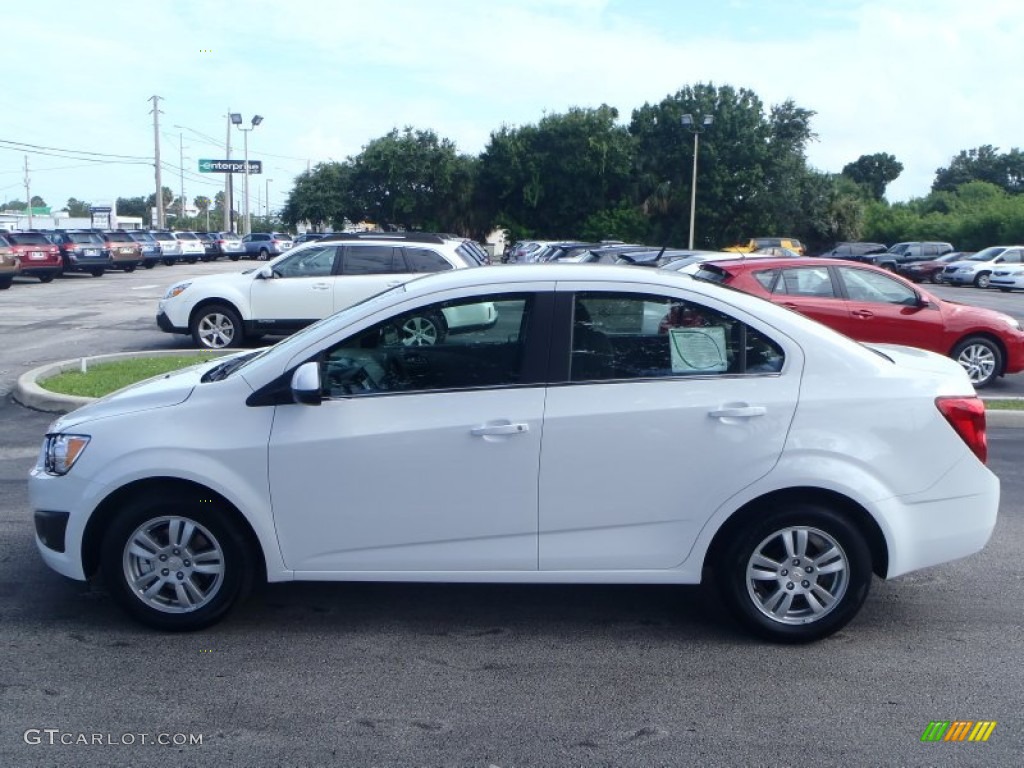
2;261;1024;764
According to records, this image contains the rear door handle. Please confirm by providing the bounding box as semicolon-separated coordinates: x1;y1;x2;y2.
312;282;331;290
851;309;874;318
471;422;530;437
708;406;766;419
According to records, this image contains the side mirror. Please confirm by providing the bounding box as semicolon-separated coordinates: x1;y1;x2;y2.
256;266;274;280
290;362;322;405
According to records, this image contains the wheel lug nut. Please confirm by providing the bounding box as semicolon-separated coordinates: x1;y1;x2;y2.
159;555;168;562
173;549;180;556
781;569;788;576
161;569;169;576
786;582;794;590
805;566;813;573
176;572;184;580
802;580;810;588
183;560;191;567
792;559;800;566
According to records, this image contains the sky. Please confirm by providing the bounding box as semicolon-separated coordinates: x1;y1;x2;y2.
2;0;1021;216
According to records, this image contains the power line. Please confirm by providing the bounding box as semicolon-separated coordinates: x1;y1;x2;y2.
0;144;151;165
0;138;149;160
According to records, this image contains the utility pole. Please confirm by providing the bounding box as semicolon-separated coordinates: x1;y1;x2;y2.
24;156;32;229
149;95;164;228
179;132;186;226
225;108;233;233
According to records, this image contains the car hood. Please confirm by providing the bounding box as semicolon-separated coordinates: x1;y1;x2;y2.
48;357;229;431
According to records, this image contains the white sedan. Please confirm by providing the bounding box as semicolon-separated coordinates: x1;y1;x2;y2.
30;265;997;642
988;265;1024;291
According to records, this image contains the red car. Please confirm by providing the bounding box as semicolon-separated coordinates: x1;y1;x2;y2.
4;232;62;283
692;257;1024;388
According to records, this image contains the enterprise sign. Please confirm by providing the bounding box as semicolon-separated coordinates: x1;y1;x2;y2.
198;159;262;174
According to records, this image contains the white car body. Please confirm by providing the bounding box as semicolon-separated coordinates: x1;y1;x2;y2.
32;265;998;641
172;232;207;260
988;264;1024;291
157;235;484;348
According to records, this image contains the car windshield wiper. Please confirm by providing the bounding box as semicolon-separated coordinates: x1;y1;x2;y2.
201;352;260;382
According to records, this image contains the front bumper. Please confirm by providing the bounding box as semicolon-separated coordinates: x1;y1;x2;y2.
157;311;188;334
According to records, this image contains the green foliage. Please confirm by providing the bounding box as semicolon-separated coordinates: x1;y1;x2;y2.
116;196;147;221
933;145;1024;194
66;198;92;217
4;199;27;211
41;355;224;398
842;152;904;200
30;195;46;208
580;203;650;243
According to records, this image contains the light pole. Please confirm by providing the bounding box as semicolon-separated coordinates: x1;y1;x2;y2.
230;113;263;235
265;178;273;220
681;113;713;250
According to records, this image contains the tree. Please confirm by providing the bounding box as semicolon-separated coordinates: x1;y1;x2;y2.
841;153;904;200
116;196;148;222
282;162;352;231
933;145;1024;194
66;198;92;217
30;195;47;208
3;199;26;211
145;187;175;214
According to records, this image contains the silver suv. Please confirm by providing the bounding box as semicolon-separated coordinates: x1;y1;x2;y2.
157;231;489;349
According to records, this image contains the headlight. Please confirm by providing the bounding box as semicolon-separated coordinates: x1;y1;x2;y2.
163;281;192;299
43;434;91;476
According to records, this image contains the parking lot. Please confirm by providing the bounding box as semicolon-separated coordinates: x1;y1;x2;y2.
2;260;1024;765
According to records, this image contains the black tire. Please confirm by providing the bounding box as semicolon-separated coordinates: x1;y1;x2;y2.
143;262;155;269
229;254;241;262
257;248;270;261
952;336;1002;388
0;278;11;290
39;274;56;284
100;492;254;631
190;303;244;349
200;256;213;263
973;272;991;289
185;257;199;265
124;265;137;273
90;268;105;277
716;502;872;643
398;311;447;346
999;288;1011;293
163;258;176;267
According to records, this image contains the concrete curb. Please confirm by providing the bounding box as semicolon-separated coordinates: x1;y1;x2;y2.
13;350;1024;427
14;350;222;414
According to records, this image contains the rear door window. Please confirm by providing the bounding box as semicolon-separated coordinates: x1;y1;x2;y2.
404;247;453;273
341;245;398;275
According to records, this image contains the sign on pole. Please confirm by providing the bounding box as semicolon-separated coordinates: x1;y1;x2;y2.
198;159;262;174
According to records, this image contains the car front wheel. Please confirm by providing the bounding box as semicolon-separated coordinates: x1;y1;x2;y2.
953;336;1002;388
190;304;244;349
717;503;872;643
973;272;991;289
399;312;447;346
101;494;253;631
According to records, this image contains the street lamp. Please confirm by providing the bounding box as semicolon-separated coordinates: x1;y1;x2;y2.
231;113;263;235
266;178;273;220
681;113;713;250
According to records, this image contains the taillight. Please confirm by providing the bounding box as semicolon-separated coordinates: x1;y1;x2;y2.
935;396;987;463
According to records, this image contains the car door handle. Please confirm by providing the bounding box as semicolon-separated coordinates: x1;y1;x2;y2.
708;406;766;419
471;422;530;436
385;280;403;287
311;282;331;290
781;302;799;310
851;309;874;318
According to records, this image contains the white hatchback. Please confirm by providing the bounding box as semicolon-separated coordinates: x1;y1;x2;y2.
32;265;998;642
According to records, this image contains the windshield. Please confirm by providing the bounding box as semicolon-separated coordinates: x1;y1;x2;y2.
967;247;1007;261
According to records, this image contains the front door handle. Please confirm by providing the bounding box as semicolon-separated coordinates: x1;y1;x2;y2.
708;406;766;419
851;309;874;318
471;422;530;437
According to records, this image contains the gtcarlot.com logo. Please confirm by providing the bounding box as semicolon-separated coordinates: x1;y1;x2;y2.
921;721;997;742
23;729;203;747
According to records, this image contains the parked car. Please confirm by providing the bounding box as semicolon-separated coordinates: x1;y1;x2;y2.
172;232;207;264
0;233;20;289
128;231;163;269
241;232;293;260
158;231;486;349
48;230;112;277
869;242;954;272
32;264;998;640
896;251;971;283
196;232;219;261
148;231;182;265
692;256;1024;388
817;242;888;261
94;230;144;272
939;246;1024;288
5;231;62;282
725;237;806;255
986;262;1024;292
753;246;805;258
210;232;245;260
293;232;329;245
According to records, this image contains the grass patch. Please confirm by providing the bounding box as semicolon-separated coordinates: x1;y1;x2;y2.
41;354;225;398
984;399;1024;411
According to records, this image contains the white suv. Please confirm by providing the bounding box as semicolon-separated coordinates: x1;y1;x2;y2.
157;232;488;349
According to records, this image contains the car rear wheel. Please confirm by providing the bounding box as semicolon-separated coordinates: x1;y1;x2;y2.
100;494;254;631
973;272;991;289
39;274;56;283
143;262;155;269
89;268;105;277
163;258;176;266
0;277;11;290
953;336;1002;388
190;304;244;349
124;265;137;273
229;254;241;261
257;248;270;261
717;503;872;643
